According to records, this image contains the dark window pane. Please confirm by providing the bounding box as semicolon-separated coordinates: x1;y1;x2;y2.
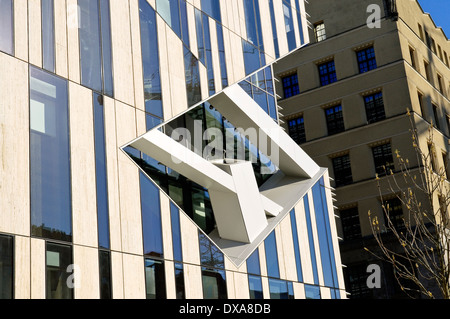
325;105;345;135
268;0;280;58
139;0;164;118
364;92;385;124
46;243;73;299
140;173;164;258
145;258;166;299
305;284;321;299
264;231;280;278
384;197;405;231
372;143;394;176
202;267;227;299
357;46;377;73
288;116;306;144
30;66;72;242
0;0;13;55
332;154;352;187
201;0;221;22
93;93;110;249
0;235;13;299
42;0;55;72
171;202;183;262
78;0;102;92
199;232;224;269
318;61;337;86
99;250;112;299
340;207;362;241
175;263;185;299
282;73;300;98
248;275;263;299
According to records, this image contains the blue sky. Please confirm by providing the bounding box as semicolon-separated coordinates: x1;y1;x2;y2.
417;0;450;38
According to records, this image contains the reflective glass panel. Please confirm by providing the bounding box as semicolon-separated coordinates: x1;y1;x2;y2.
248;275;263;299
0;0;13;55
46;243;73;299
0;235;13;299
264;231;280;278
42;0;55;72
145;258;166;299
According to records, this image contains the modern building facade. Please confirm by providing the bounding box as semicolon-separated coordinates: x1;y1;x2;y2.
274;0;450;298
0;0;346;299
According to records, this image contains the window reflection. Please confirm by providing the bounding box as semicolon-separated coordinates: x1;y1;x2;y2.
30;66;72;243
46;243;73;299
145;258;166;299
0;0;13;55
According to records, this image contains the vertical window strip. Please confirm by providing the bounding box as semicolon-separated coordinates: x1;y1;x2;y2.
99;250;112;299
144;258;167;299
294;0;304;45
0;0;14;55
312;179;339;289
139;0;164;122
93;93;110;250
174;262;185;299
41;0;55;73
170;202;183;262
216;23;228;88
180;0;190;47
140;172;164;258
195;8;206;65
0;234;13;299
99;0;114;97
202;13;215;96
282;0;297;51
268;0;280;59
290;210;303;282
46;242;73;299
303;195;319;285
264;231;280;278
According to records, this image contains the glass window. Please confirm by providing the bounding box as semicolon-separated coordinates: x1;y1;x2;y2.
139;0;164;119
170;202;183;262
340;207;362;241
46;243;73;299
314;22;326;42
325;105;345;135
269;279;293;299
202;13;215;96
42;0;55;72
305;285;321;299
0;235;13;299
264;231;280;278
357;46;377;73
199;232;224;269
433;103;441;130
290;210;303;282
318;60;337;86
364;92;385;124
30;66;72;243
0;0;13;55
304;196;319;285
156;0;181;37
282;1;296;51
99;250;112;299
243;0;264;52
202;267;227;299
184;45;202;106
93;93;110;250
344;264;372;298
288;116;306;144
99;0;114;97
174;263;185;299
332;154;352;187
201;0;221;22
312;179;339;288
216;23;228;88
140;172;164;258
383;197;405;231
180;0;190;46
145;258;166;299
242;40;261;76
294;0;304;45
246;249;261;275
268;0;280;58
282;73;300;98
372;143;394;176
248;275;263;299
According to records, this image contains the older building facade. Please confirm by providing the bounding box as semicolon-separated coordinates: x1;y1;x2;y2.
0;0;346;299
274;0;450;298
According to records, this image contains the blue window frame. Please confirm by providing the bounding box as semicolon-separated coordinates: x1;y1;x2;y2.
282;73;299;98
357;46;377;73
318;60;337;86
93;93;110;249
30;66;72;243
140;172;164;258
42;0;55;73
0;0;14;55
264;231;280;278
